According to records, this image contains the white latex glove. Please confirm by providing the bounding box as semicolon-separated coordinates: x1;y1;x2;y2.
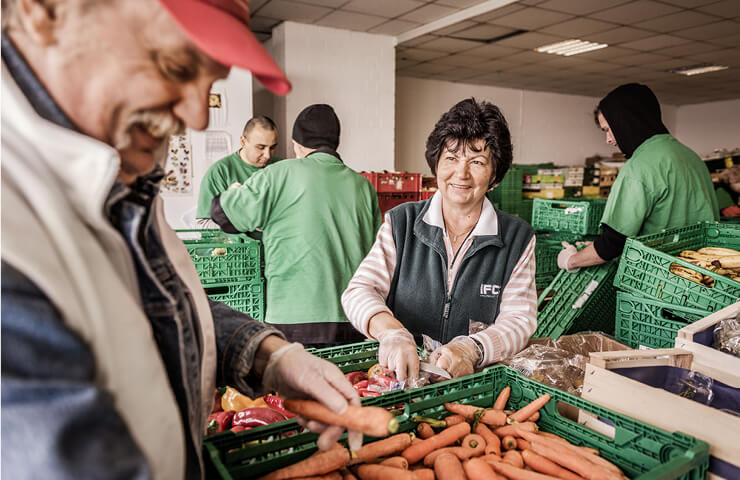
557;241;581;273
428;336;480;379
262;343;362;451
375;328;420;382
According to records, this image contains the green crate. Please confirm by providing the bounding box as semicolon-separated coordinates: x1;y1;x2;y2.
614;221;740;312
535;232;591;282
309;341;383;374
536;261;619;338
615;291;709;349
720;216;740;224
177;229;262;285
203;281;264;321
203;366;709;480
532;198;607;235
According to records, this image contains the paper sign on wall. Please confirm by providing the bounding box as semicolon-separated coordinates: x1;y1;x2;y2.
160;133;193;195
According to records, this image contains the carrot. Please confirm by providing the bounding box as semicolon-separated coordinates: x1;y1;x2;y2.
493;386;511;410
355;464;418;480
444;414;467;426
509;395;550;424
402;422;471;464
350;433;413;465
464;457;499;480
284;400;399;438
294;473;342;480
517;439;531;451
259;446;350;480
502;450;524;468
479;409;508;427
502;435;517;451
522;450;585;480
379;456;408;470
422;433;486;466
475;423;501;456
492;462;562;480
494;422;538;437
528;441;620;480
434;452;466;480
520;432;622;477
480;454;502;463
417;422;435;439
444;402;486;420
412;468;435;480
341;468;358;480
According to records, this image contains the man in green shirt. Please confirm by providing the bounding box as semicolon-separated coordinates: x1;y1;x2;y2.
211;104;381;346
558;83;719;272
196;116;278;220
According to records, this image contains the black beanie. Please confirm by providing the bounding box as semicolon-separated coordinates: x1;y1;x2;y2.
292;104;340;150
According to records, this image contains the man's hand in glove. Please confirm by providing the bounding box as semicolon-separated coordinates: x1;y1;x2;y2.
428;336;480;379
375;327;420;382
557;241;581;273
262;342;362;451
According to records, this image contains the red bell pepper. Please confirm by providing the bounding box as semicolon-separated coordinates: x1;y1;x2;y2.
232;407;287;428
357;388;381;398
263;394;297;419
206;410;235;435
345;371;368;385
353;380;369;389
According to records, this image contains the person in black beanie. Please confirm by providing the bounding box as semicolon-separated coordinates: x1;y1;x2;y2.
558;83;719;272
211;104;382;347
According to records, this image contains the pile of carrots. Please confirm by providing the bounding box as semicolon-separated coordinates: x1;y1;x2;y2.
258;388;628;480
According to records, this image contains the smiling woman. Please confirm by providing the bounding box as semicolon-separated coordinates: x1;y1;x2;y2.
342;98;538;384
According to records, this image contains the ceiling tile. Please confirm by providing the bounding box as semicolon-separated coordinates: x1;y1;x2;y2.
583;26;656;45
251;0;270;12
399;3;458;23
540;17;618;37
434;0;485;7
591;1;682;24
489;7;574;30
577;46;640;61
464;43;522;58
396;58;420;69
420;36;482;53
569;61;624;73
434;54;490;67
675;20;740;41
537;0;631;15
649;57;708;71
257;0;332;22
620;34;691;51
686;48;740;67
291;0;348;6
657;41;722;57
369;19;421;35
609;52;674;66
402;62;457;74
710;32;740;47
634;10;720;33
316;11;387;30
449;24;517;41
477;4;525;22
397;47;446;61
540;55;592;68
399;34;440;47
498;50;552;64
431;20;477;36
343;0;424;18
495;31;566;49
250;16;282;33
697;0;740;18
475;58;520;72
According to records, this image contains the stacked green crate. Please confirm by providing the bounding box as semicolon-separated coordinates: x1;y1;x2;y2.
177;229;265;321
534;231;587;289
203;366;709;480
488;163;554;222
532;198;607;235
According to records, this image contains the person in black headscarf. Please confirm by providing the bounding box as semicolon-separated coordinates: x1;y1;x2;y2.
558;83;719;272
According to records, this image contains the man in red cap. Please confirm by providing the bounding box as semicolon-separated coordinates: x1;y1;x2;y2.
1;1;360;478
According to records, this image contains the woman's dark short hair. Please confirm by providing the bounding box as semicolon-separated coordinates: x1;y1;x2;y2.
425;98;512;186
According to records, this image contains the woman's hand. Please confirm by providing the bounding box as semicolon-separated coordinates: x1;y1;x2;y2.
429;336;480;379
375;328;420;382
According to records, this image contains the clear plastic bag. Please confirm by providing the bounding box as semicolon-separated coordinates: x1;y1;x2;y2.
713;317;740;357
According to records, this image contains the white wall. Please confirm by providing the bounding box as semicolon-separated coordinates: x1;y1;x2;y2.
395;76;685;174
675;99;740;157
162;69;253;229
270;22;396;172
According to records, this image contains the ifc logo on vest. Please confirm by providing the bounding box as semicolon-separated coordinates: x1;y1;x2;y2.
479;284;501;298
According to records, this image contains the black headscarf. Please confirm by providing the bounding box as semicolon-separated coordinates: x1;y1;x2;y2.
292;104;340;150
597;83;669;159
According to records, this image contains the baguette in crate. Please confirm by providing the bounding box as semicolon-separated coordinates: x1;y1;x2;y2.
584;339;740;480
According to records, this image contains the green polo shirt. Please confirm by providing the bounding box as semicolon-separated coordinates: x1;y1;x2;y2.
197;151;269;219
219;152;381;328
601;134;719;237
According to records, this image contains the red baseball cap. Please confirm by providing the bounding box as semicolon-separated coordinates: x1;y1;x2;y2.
157;0;291;95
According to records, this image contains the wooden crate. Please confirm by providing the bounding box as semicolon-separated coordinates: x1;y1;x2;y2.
674;302;740;388
583;348;740;480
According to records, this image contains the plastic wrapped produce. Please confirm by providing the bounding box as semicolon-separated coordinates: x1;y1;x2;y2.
714;317;740;357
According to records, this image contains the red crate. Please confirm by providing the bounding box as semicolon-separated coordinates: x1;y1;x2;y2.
378;192;419;213
422;176;437;190
421;190;436;200
377;172;422;193
359;172;378;190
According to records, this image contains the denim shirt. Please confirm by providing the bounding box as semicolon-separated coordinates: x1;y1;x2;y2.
1;35;284;480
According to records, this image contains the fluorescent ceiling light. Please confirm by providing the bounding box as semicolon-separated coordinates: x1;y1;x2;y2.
535;39;608;56
669;63;728;76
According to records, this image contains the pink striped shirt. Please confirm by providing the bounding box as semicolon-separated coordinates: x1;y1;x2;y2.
341;193;538;366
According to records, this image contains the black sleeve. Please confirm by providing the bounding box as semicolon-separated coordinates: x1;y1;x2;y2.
593;223;628;261
210;194;240;234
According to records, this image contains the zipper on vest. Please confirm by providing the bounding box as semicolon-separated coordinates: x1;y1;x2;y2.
443;295;451;319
